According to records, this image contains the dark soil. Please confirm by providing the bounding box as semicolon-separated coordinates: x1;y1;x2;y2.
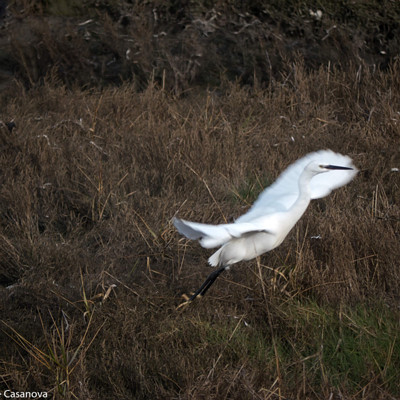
1;1;400;91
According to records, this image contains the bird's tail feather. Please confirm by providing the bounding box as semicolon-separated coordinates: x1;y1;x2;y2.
173;217;232;248
208;248;223;267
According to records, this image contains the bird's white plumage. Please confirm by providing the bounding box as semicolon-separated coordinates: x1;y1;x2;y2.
236;150;356;222
174;150;357;267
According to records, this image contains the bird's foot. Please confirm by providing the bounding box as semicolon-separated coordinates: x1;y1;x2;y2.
176;266;228;310
176;293;197;310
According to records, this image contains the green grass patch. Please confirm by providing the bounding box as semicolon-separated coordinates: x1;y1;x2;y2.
229;174;271;206
184;300;400;396
275;300;400;394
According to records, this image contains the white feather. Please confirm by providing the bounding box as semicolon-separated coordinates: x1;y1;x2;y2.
236;150;357;222
174;150;358;268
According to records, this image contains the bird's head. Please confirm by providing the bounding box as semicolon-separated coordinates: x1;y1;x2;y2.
306;161;354;176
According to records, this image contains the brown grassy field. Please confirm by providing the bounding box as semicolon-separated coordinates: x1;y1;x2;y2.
1;4;400;398
0;58;399;399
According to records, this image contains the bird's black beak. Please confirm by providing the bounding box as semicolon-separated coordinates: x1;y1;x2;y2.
324;165;353;170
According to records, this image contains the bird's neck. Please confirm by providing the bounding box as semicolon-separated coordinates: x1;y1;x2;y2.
290;169;313;217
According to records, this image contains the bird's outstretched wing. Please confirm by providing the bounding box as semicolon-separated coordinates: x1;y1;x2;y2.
173;217;270;249
174;150;357;249
236;149;357;223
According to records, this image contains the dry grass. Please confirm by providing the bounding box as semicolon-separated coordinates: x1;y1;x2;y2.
0;61;399;399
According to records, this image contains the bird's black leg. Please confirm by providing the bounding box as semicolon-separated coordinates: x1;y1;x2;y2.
189;266;228;301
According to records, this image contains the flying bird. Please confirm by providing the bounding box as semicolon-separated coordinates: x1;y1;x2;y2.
174;150;358;302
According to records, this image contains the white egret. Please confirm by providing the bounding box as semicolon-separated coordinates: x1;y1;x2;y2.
174;149;358;301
